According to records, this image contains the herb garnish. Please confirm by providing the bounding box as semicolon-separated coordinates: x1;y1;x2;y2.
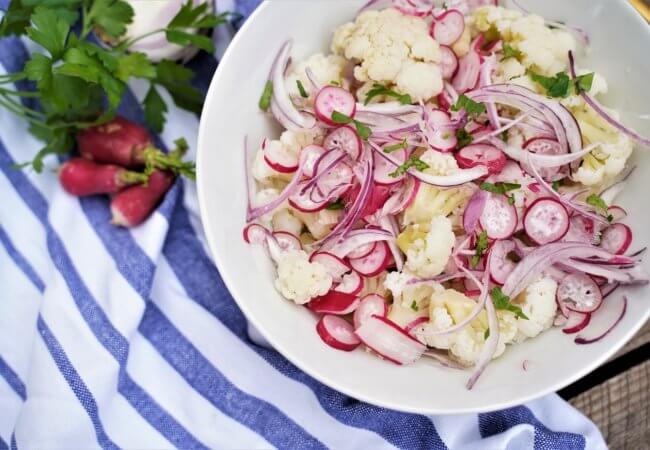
527;70;595;98
331;110;372;140
586;193;613;221
296;79;308;98
364;83;412;105
456;128;473;149
552;180;561;192
410;300;419;312
470;230;489;268
326;199;345;210
491;287;529;320
388;155;429;178
258;80;273;111
480;181;520;205
451;94;486;117
501;43;522;61
383;139;407;153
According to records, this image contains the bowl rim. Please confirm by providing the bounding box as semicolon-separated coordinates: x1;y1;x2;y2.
197;0;650;414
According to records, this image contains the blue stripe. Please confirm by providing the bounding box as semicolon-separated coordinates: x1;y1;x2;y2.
479;406;586;450
8;435;15;450
0;143;206;450
0;435;6;450
0;357;25;401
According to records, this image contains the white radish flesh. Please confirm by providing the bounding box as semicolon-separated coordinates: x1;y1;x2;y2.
264;142;299;173
323;126;362;161
522;138;565;180
452;50;481;93
425;109;457;151
243;223;270;244
354;315;425;365
349;241;389;276
439;45;459;79
523;197;570;245
314;86;356;125
480;194;518;239
353;294;387;329
272;231;302;251
347;241;377;260
289;181;329;212
334;271;364;296
431;9;465;46
456;144;506;175
373;148;407;185
300;145;326;178
489;240;516;285
316;315;361;351
309;252;351;280
557;273;603;313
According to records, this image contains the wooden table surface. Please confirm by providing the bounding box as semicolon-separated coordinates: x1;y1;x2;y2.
560;322;650;449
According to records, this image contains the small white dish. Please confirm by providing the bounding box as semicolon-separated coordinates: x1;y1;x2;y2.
197;0;650;414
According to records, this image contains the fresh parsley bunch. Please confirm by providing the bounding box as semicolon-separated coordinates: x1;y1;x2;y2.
0;0;228;171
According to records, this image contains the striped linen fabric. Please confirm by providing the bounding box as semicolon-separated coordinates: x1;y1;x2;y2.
0;0;608;448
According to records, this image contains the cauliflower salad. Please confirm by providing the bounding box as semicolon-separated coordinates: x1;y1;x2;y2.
242;0;649;389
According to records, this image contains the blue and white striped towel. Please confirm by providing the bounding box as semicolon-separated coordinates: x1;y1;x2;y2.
0;0;608;448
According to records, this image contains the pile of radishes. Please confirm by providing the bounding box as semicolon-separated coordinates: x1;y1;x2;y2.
59;116;192;227
242;0;649;387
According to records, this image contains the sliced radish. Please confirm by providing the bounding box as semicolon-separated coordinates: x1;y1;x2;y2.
273;231;302;251
522;138;565;180
600;223;632;255
575;296;627;345
309;252;351;280
316;315;361;351
479;194;518;239
314;152;354;194
439;45;459;80
264;142;299;173
323;126;362;161
309;290;360;315
243;223;270;244
404;316;429;336
557;273;603;313
437;90;453;110
430;9;465;46
300;145;326;178
392;0;432;16
289;181;330;212
452;50;481;93
607;206;627;223
562;312;591;334
355;315;425;365
348;241;377;260
564;215;598;245
456;144;506;175
314;86;356;125
343;184;392;218
463;189;489;235
488;240;516;285
334;270;364;296
523;197;570;245
489;160;523;183
373;148;407;184
353;294;388;329
349;241;389;277
425;108;457;151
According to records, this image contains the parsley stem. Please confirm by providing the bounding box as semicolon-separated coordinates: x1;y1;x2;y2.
115;29;167;52
0;87;40;98
0;97;48;127
0;94;45;119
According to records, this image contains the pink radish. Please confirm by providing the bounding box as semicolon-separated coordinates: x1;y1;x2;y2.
392;0;432;16
456;144;506;175
353;294;387;329
600;223;632;255
430;9;465;46
300;145;326;178
404;316;429;336
243;223;270;245
564;215;598;244
607;206;627;223
425;109;457;151
316;315;361;351
437;90;453;110
314;86;356;125
323;126;362;161
59;158;148;196
349;241;389;276
309;252;351;280
334;271;364;296
523;197;570;245
522;138;565;180
452;50;481;93
273;231;302;251
110;170;175;227
264;142;299;173
343;184;392;218
289;181;330;212
313;151;354;193
562;312;591;334
489;240;516;285
439;45;459;79
309;290;360;315
373;148;407;184
488;160;523;183
479;194;518;239
355;315;425;365
557;273;602;313
347;241;377;260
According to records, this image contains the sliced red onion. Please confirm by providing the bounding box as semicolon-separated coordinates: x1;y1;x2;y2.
496;140;594;168
562;312;591;334
379;215;404;271
381;176;420;216
305;66;321;91
463;189;489;234
479;55;500;130
575;296;627;345
355;315;426;365
325;228;394;258
422;349;467;370
356;102;422;116
473;110;534;145
407;272;467;286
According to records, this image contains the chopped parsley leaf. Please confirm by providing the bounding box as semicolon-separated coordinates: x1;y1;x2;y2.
552;180;561;192
470;230;489;268
384;139;407;153
484;328;490;340
451;94;486;117
456;128;473;149
331;110;371;141
258;80;273;111
330;80;341;86
483;24;501;50
480;181;521;196
364;83;412;105
410;300;419;312
326;199;345;210
491;287;529;320
296;79;308;98
574;72;595;94
586;193;608;213
501;43;523;61
507;195;516;205
389;155;429;178
528;70;572;98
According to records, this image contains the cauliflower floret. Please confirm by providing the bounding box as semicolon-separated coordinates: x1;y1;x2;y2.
513;277;558;342
271;209;303;236
255;188;281;227
471;6;575;76
274;250;333;304
285;53;349;98
331;8;442;101
493;58;526;84
292;208;341;240
359;272;389;298
401;215;455;278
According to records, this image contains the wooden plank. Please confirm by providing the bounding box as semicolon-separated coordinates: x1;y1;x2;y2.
570;359;650;450
613;322;650;358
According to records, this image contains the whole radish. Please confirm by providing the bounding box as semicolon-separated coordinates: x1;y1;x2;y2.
77;116;153;168
59;159;149;196
110;170;175;227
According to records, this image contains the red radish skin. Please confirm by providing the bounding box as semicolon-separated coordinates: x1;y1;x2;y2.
59;158;148;196
343;184;392;218
600;223;632;255
523;197;570;245
562;312;591;334
347;241;377;260
314;87;356;125
355;315;426;365
243;223;271;244
309;291;360;315
77;116;152;168
273;231;302;251
349;241;390;276
439;45;459;79
110;170;175;227
334;271;364;296
456;144;506;175
353;294;387;329
316;315;361;351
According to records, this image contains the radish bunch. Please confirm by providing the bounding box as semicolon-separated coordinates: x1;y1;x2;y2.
60;116;194;227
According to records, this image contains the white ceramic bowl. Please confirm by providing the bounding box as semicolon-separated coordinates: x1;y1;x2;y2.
197;0;650;414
